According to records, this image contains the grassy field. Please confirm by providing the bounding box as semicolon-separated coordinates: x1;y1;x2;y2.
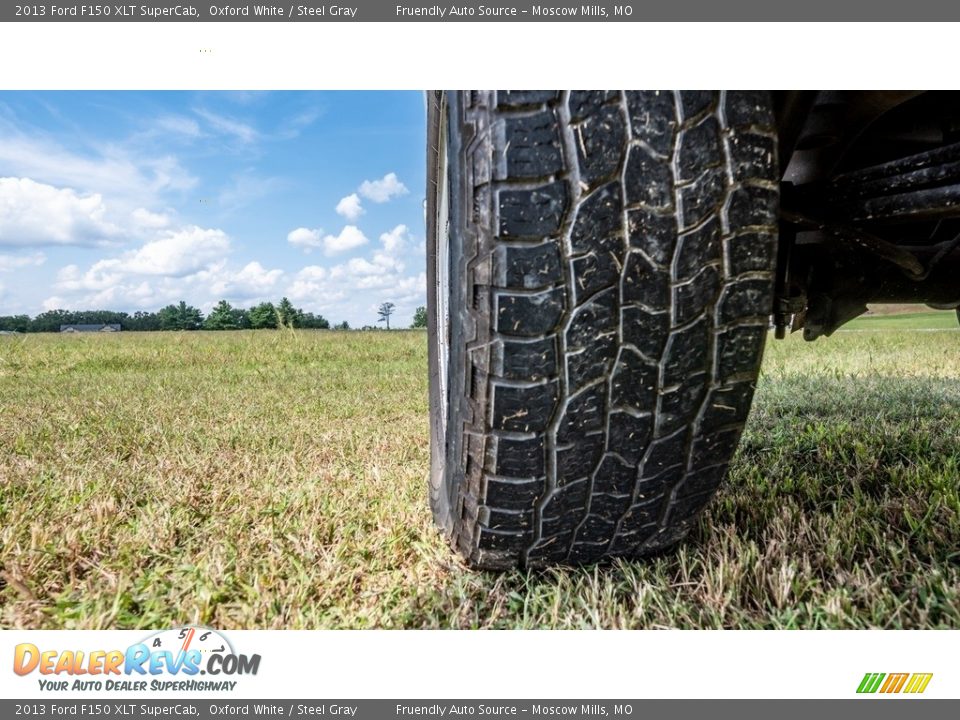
1;314;958;629
845;310;958;330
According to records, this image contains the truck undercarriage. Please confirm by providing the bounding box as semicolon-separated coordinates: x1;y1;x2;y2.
774;90;960;340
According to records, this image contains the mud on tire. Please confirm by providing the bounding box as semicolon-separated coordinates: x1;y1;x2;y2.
427;91;779;570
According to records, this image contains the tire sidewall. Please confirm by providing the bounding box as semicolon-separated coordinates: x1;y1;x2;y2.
426;91;468;539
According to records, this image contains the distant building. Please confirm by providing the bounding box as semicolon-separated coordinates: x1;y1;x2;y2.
60;324;122;333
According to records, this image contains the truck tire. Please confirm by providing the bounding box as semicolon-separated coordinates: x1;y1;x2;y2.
427;91;778;569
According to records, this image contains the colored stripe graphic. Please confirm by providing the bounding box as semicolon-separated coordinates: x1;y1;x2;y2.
857;672;932;694
904;673;933;694
857;673;885;694
880;673;909;693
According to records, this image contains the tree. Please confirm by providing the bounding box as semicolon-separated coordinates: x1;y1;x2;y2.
248;302;277;329
334;320;350;330
377;301;396;329
204;300;244;330
411;306;427;329
301;312;330;329
70;309;128;327
233;308;250;329
30;309;74;332
276;297;303;329
128;311;161;331
158;301;203;330
0;315;30;333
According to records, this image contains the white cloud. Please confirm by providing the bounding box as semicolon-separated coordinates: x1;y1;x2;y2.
49;225;231;314
0;251;45;272
379;224;414;255
0;132;196;207
335;193;364;221
338;254;402;278
287;225;417;316
56;264;85;285
106;226;230;277
210;261;283;300
131;208;171;229
41;295;64;311
322;225;368;255
218;172;284;210
0;177;120;247
296;265;328;282
276;109;322;140
49;237;282;312
194;108;258;144
358;172;408;203
284;236;426;327
287;227;323;252
287;265;346;306
222;91;268;106
45;277;160;312
154;115;202;138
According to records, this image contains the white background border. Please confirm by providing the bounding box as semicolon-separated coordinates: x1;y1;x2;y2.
0;19;954;702
0;22;956;90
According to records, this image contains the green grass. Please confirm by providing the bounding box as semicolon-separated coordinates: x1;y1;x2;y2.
1;326;958;629
843;310;958;330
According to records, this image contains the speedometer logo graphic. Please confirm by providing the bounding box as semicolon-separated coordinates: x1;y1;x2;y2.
141;626;235;664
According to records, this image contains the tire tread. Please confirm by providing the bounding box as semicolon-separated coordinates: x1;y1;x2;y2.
437;90;777;569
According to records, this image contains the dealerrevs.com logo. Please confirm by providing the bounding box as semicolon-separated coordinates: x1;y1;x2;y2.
857;673;933;695
13;627;261;692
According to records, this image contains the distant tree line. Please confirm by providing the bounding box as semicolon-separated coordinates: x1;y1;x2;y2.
0;298;351;333
411;305;427;329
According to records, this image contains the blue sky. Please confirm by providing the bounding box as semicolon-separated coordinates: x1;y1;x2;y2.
0;91;427;327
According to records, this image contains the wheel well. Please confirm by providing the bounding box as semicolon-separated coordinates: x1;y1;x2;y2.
772;91;960;339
